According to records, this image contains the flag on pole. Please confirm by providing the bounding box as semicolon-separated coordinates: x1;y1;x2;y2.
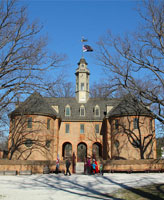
83;45;93;52
81;38;88;42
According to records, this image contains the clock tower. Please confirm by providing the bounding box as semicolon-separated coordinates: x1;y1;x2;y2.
75;58;90;103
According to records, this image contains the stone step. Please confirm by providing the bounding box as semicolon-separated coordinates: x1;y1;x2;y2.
4;171;17;175
19;170;32;175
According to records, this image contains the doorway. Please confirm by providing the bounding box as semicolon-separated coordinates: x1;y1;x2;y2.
77;142;87;162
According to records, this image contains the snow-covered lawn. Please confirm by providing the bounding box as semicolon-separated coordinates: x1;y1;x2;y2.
0;173;164;200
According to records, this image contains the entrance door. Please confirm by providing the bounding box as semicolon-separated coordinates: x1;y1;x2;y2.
92;142;102;159
77;143;87;162
62;142;72;158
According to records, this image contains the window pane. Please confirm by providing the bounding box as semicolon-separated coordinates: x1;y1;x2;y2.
27;117;32;128
95;124;99;133
81;83;84;90
65;124;70;133
80;124;84;134
65;107;70;116
133;118;139;129
95;108;100;116
24;139;33;147
46;140;51;148
115;120;119;130
80;108;85;116
87;83;89;90
150;119;152;131
47;119;50;130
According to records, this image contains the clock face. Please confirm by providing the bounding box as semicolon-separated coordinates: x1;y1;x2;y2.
80;73;83;77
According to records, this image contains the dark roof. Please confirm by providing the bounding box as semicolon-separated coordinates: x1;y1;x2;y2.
9;92;58;118
78;58;88;65
107;94;153;118
9;93;153;121
44;97;119;121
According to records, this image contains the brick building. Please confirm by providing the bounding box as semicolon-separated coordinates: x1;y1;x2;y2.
8;58;157;161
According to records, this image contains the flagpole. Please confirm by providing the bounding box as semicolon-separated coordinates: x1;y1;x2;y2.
81;36;84;58
81;36;87;58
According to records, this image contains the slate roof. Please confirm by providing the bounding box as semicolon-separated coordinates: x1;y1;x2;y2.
9;92;153;121
44;97;120;121
9;92;58;118
107;94;153;118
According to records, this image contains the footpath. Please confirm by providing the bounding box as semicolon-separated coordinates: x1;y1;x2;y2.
0;173;164;200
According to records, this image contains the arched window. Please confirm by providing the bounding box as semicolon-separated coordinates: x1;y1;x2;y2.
95;105;100;117
80;105;85;116
65;105;71;116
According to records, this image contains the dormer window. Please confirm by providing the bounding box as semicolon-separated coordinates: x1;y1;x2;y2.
80;105;85;116
95;105;100;117
65;105;71;116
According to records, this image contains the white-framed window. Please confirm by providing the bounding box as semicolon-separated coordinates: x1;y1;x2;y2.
65;124;70;134
65;105;71;116
95;124;99;134
80;124;84;134
95;105;100;117
80;105;85;116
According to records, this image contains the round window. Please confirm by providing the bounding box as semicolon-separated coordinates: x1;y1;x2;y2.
114;140;120;148
24;139;33;147
46;140;51;148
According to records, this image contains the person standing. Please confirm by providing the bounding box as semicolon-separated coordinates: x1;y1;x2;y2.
86;157;91;175
56;156;59;174
92;159;96;174
99;163;103;175
65;158;71;176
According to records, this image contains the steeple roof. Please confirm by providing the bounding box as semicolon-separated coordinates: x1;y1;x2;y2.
78;58;88;65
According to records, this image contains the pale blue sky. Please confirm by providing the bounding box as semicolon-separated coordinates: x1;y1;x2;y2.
22;0;142;85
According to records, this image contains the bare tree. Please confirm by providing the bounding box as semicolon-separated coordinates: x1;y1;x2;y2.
46;74;74;98
90;81;114;98
0;0;65;114
96;0;164;124
90;80;128;98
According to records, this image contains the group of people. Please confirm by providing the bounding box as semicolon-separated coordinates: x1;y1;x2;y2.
55;156;103;175
85;157;103;175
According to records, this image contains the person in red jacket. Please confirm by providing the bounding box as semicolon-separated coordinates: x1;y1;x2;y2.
95;160;99;173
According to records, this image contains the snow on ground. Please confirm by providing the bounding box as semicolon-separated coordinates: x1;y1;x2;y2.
0;173;164;200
